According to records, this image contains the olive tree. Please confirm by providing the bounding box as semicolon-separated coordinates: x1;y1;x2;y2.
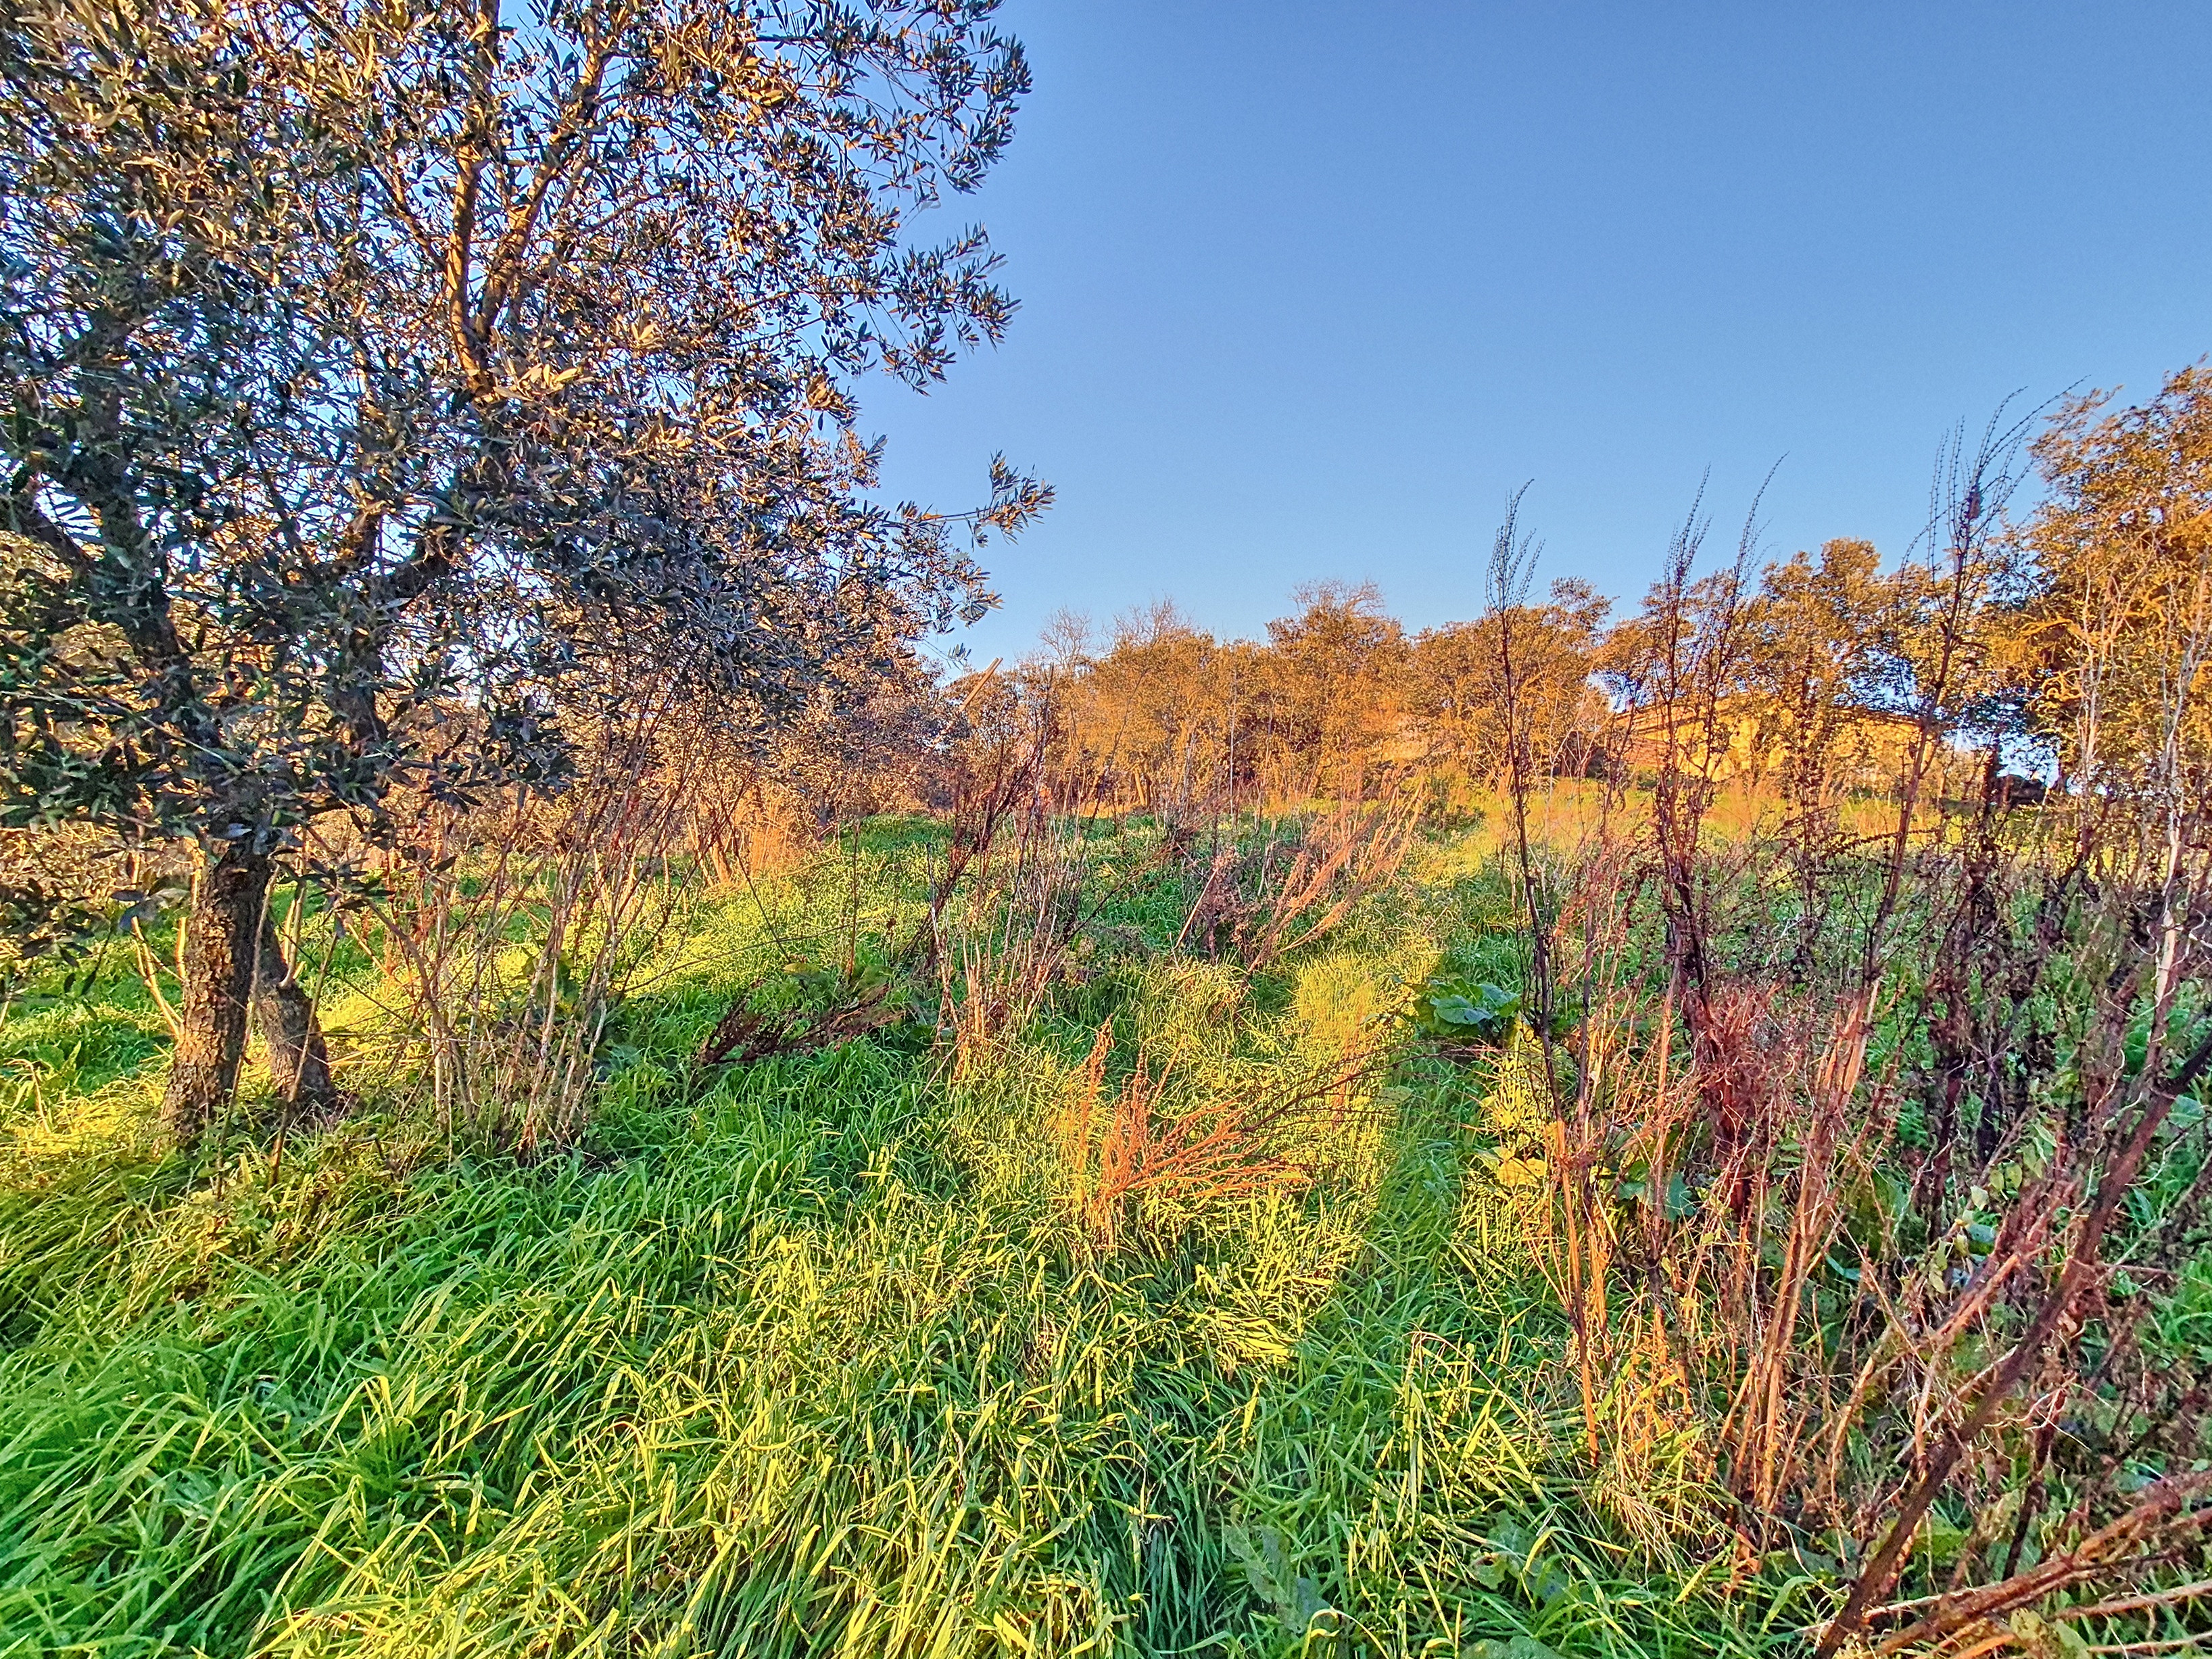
0;0;1044;1138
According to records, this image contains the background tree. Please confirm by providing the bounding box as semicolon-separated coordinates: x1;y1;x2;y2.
1055;602;1259;819
0;0;1042;1139
2012;366;2212;802
1735;539;1904;963
1410;576;1610;788
1257;580;1405;799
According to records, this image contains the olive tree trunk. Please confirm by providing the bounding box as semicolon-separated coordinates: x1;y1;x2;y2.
161;840;337;1144
253;903;335;1111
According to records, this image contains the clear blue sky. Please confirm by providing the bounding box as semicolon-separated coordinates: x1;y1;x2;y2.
867;1;2212;663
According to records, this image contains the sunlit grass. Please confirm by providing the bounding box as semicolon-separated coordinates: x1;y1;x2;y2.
0;821;1813;1657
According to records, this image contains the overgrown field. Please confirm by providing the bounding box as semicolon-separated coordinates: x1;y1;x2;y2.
9;5;2210;1652
6;791;2210;1659
1;816;1823;1659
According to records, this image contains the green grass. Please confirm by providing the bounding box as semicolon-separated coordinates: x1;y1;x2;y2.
0;821;1816;1657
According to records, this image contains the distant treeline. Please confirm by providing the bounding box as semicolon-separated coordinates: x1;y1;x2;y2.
948;372;2210;825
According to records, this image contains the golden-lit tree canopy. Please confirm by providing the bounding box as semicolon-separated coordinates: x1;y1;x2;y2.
2013;365;2212;798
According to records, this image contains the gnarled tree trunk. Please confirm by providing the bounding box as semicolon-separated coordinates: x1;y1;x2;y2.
162;840;339;1143
162;839;270;1143
253;904;335;1113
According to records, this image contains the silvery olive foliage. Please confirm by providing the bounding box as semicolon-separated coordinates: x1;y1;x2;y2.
0;0;1044;1132
0;0;1045;856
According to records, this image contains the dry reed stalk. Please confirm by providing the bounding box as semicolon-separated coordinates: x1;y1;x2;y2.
689;773;812;890
939;772;1092;1077
1245;788;1420;969
1577;968;1884;1546
1541;1102;1618;1471
1818;1023;2212;1654
1859;1472;2212;1655
1054;1022;1391;1251
1172;785;1420;970
350;700;700;1156
129;911;186;1041
909;678;1057;976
